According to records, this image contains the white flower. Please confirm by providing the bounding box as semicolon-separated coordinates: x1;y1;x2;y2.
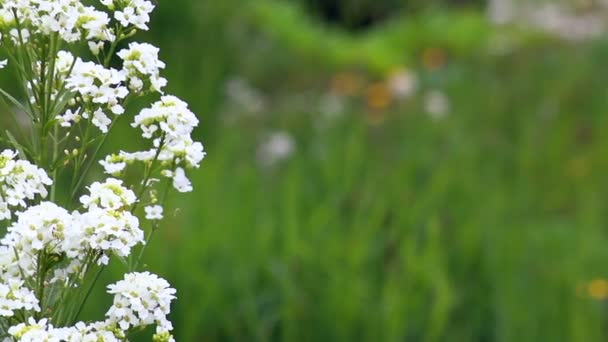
424;90;450;120
80;178;136;210
118;42;166;93
8;318;56;341
0;279;40;317
257;132;295;167
56;108;81;127
99;154;127;175
106;272;176;331
388;69;417;99
171;167;192;193
1;202;73;254
63;321;122;341
0;150;52;219
66;59;128;131
88;41;104;56
122;95;205;192
132;95;198;139
0;60;6;69
79;6;114;41
74;207;144;262
55;51;75;74
7;318;122;341
0;0;115;44
92;108;111;133
144;205;163;220
110;0;155;30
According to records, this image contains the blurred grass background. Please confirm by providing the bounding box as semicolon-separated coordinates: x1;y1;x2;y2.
10;0;608;340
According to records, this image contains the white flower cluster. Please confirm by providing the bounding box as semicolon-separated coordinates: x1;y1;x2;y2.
106;272;176;331
64;58;128;130
2;202;73;260
102;95;205;193
0;177;174;339
7;318;122;341
118;42;167;93
6;272;176;342
79;178;136;210
76;179;144;265
0;0;114;44
0;150;52;220
0;0;199;340
0;280;40;318
100;0;155;31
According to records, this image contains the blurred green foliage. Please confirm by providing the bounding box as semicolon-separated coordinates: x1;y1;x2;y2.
4;0;608;341
300;0;485;32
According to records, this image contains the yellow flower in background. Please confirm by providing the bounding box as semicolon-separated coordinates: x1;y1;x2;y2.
587;279;608;300
330;72;364;96
366;82;393;111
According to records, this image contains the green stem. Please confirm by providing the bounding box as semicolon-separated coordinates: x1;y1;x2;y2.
68;118;119;204
70;263;105;325
50;124;59;202
132;177;172;271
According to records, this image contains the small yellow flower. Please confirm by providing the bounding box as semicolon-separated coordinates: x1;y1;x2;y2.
366;82;393;111
587;279;608;300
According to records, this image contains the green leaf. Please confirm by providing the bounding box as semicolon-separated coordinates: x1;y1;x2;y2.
5;130;31;160
0;87;30;118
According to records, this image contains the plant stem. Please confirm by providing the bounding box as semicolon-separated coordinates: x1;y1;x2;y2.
70;263;105;325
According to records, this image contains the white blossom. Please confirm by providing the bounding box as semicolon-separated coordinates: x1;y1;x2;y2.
79;178;136;210
100;0;155;30
170;167;192;193
106;272;176;331
73;207;144;263
0;150;52;219
99;154;127;175
257;132;295;167
118;42;166;93
424;90;450;120
0;0;115;44
0;279;40;317
144;204;163;220
65;59;128;131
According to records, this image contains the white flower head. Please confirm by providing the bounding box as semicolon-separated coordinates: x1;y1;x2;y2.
424;90;450;120
100;154;127;175
170;167;192;193
118;42;166;94
0;150;52;219
106;272;176;331
74;207;144;262
257;132;295;167
144;205;163;220
109;0;155;31
80;178;136;210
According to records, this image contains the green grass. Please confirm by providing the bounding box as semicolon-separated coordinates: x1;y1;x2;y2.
102;34;608;340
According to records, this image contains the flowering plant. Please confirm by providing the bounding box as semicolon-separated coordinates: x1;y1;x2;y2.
0;0;205;340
